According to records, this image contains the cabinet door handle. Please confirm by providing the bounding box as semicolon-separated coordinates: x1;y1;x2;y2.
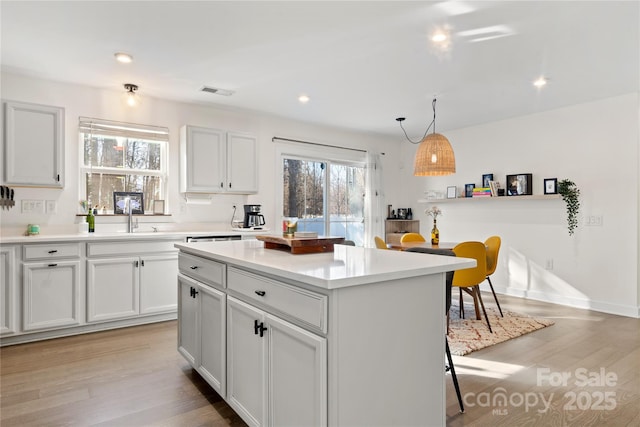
229;182;232;188
135;260;139;267
220;182;224;188
47;250;58;254
47;263;58;267
141;260;145;267
57;174;60;182
190;286;199;298
254;320;267;337
190;265;198;270
255;290;266;297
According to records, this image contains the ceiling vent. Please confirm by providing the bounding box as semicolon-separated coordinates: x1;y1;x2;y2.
201;86;235;96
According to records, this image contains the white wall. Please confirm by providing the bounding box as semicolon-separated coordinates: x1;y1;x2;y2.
0;72;399;234
401;93;640;317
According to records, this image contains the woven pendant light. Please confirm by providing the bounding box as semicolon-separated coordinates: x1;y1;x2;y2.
413;132;456;176
397;98;456;176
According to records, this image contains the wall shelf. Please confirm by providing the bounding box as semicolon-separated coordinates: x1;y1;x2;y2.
417;194;561;203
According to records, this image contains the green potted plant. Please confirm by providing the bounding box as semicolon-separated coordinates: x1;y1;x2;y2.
558;179;580;236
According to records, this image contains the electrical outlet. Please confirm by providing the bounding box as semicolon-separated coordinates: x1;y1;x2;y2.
21;199;45;213
46;200;57;214
585;215;603;226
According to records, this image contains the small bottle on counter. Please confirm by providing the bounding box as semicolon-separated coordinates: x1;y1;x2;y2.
87;209;95;233
102;206;107;215
93;205;98;215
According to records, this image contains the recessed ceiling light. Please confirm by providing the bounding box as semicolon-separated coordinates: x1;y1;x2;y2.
429;26;452;53
533;76;548;88
114;52;133;63
298;94;310;104
431;31;448;43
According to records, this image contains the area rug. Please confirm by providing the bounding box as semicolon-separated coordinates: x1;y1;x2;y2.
447;304;554;356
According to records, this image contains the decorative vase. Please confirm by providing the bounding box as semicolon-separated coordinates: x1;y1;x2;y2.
431;219;439;245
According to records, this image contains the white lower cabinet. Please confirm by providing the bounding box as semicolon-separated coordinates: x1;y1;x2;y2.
87;242;178;323
23;260;81;331
140;254;180;314
226;296;327;427
178;252;327;427
1;246;17;335
87;257;139;322
178;273;226;396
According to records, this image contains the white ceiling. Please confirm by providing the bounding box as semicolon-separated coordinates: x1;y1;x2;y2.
1;1;638;138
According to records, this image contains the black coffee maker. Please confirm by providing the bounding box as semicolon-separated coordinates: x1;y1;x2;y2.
243;205;265;228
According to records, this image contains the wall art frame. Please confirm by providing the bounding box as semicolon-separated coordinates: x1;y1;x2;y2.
506;174;533;196
544;178;558;195
113;191;144;214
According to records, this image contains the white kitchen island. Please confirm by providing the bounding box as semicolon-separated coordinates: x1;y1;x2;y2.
175;239;474;427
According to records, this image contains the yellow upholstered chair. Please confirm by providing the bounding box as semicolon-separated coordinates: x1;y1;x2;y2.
452;241;493;333
374;236;389;249
484;236;503;317
400;232;426;243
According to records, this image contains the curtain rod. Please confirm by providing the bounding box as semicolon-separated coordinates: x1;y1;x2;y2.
272;136;368;153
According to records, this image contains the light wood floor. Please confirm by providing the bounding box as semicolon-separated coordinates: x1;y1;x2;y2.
1;294;638;426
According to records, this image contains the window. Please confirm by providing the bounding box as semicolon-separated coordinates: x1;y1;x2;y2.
281;151;366;245
79;118;168;213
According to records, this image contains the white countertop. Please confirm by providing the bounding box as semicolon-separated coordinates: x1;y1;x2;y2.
176;239;475;290
0;223;262;244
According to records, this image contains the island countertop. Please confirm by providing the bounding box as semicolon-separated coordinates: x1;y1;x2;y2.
175;239;475;290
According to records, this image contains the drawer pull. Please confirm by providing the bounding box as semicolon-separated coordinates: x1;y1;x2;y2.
47;263;58;267
255;290;266;297
47;250;58;254
190;265;198;270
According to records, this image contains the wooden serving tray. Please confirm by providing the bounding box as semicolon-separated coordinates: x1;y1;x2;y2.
256;235;345;254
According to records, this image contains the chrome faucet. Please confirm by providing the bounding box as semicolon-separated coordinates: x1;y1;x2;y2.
126;197;139;233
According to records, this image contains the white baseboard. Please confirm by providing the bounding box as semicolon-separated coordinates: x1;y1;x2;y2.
494;286;640;318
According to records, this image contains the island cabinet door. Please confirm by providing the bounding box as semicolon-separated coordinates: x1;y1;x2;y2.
198;283;226;397
266;313;327;427
178;274;199;366
227;296;266;427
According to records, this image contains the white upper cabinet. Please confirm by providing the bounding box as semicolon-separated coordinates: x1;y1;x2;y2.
180;125;226;193
180;125;257;194
226;131;258;194
3;101;64;187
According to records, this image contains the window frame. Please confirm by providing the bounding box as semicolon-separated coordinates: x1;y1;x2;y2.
78;118;169;213
276;141;366;242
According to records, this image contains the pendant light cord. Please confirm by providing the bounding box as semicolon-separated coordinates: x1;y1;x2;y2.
397;98;437;144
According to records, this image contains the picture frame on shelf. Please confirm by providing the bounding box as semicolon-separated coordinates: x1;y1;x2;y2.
447;186;457;199
544;178;558;195
153;200;165;214
113;191;144;214
465;183;475;198
506;174;533;196
482;173;494;188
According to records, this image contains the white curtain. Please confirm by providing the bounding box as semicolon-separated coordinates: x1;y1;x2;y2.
364;152;385;248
